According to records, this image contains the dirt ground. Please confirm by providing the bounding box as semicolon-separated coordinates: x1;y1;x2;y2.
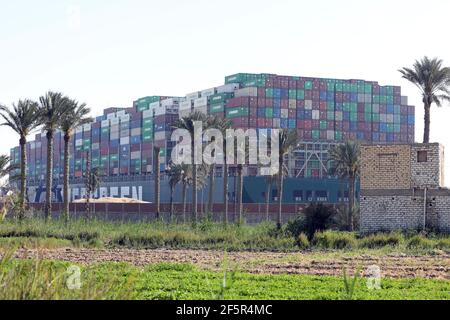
9;248;450;280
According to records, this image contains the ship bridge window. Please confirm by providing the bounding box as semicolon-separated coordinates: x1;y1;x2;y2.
316;190;328;202
293;190;303;202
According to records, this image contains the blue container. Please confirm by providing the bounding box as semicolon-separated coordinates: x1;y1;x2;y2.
350;93;358;102
387;133;394;142
274;88;282;98
327;92;335;101
305;110;312;119
288;119;296;129
335;102;343;111
280;119;288;128
273;108;281;117
343;112;350;121
297;110;305;119
408;115;414;125
387;105;394;114
320;91;327;101
380;123;387;132
273;99;281;108
372;132;380;141
350;122;357;131
131;136;141;144
110;139;119;148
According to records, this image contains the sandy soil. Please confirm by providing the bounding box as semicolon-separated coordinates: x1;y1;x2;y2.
8;248;450;280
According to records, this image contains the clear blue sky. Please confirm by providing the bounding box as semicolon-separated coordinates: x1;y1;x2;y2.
1;0;450;182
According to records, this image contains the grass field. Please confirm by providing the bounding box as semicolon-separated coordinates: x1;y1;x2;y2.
0;218;449;253
1;258;449;300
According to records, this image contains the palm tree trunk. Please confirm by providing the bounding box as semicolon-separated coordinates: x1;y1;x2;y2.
265;178;271;221
237;164;244;224
154;147;160;219
182;182;187;223
19;136;27;219
223;164;229;224
208;165;214;214
63;133;70;222
277;159;284;230
192;164;198;222
423;101;431;143
348;175;355;232
169;187;174;221
45;130;54;219
85;151;91;218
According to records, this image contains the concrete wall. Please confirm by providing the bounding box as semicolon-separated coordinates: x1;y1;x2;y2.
360;193;424;233
360;144;411;190
410;143;444;188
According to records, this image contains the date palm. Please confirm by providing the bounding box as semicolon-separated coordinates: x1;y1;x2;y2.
206;116;232;222
166;163;183;221
154;146;161;219
173;111;209;223
59;99;92;221
399;57;450;143
0;155;10;180
329;140;360;231
276;129;298;230
0;100;40;218
38;92;71;219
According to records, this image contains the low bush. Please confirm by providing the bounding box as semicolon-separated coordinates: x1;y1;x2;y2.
312;231;357;250
296;233;310;250
359;232;403;249
406;235;434;249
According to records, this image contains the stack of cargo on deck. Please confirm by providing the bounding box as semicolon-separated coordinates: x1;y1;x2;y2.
10;73;415;202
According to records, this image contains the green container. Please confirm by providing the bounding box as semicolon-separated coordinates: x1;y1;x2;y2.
365;84;372;94
312;130;320;140
265;108;273;118
304;81;313;90
208;93;234;104
335;131;342;140
373;95;380;103
243;78;266;87
365;113;372;122
336;83;343;92
320;121;327;130
289;89;297;99
225;73;252;84
265;88;274;98
209;104;225;113
327;111;334;121
350;113;358;122
327;102;334;111
143;135;153;142
226;107;249;118
364;104;372;113
110;155;118;161
297;90;305;100
372;113;380;122
143;118;154;126
343;103;351;112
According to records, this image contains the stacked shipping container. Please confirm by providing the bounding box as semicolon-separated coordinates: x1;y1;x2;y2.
11;73;415;199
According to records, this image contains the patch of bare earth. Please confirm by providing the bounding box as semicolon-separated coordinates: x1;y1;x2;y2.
6;248;450;280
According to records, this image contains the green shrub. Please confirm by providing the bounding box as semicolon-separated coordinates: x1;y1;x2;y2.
359;232;403;249
406;235;434;249
285;216;306;238
303;203;338;239
435;238;450;250
296;233;310;250
312;231;357;250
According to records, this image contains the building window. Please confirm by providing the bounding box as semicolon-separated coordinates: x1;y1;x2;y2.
293;190;303;202
316;190;328;202
417;151;428;163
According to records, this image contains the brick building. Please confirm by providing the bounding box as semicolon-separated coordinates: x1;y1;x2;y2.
360;143;450;233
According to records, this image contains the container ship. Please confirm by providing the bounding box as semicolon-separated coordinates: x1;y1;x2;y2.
9;73;415;205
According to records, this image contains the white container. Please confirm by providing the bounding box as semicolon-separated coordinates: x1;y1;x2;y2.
106;113;116;120
327;130;335;140
91;143;100;150
186;92;200;101
201;88;216;97
101;120;110;128
312;110;320;120
110;118;119;125
120;137;130;145
75;139;83;147
131;128;141;136
120;114;130;122
75;127;83;134
110;132;119;140
154;131;167;141
234;87;257;98
142;110;153;119
194;97;208;108
216;83;239;94
116;110;126;117
83;124;92;132
131;151;140;160
179;101;192;111
161;98;181;107
401;96;408;105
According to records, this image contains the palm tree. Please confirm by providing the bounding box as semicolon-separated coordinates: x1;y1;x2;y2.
276;129;299;230
38;92;70;219
166;163;183;221
0;100;40;217
264;174;275;221
0;155;10;180
180;164;190;222
399;57;450;143
206;116;232;221
329;140;360;231
59;100;92;221
173;111;209;222
154;146;161;219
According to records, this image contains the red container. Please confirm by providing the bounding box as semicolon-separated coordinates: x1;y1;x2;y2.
304;120;312;130
297;80;305;89
372;124;379;132
281;99;288;108
249;98;258;108
249;107;258;117
335;121;343;130
257;118;265;127
142;142;153;151
289;80;297;89
303;131;312;140
320;111;326;120
297;120;305;129
265;99;273;107
257;88;265;97
305;91;312;100
289;109;296;118
130;144;140;152
320;131;327;140
319;102;327;111
297;100;305;108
